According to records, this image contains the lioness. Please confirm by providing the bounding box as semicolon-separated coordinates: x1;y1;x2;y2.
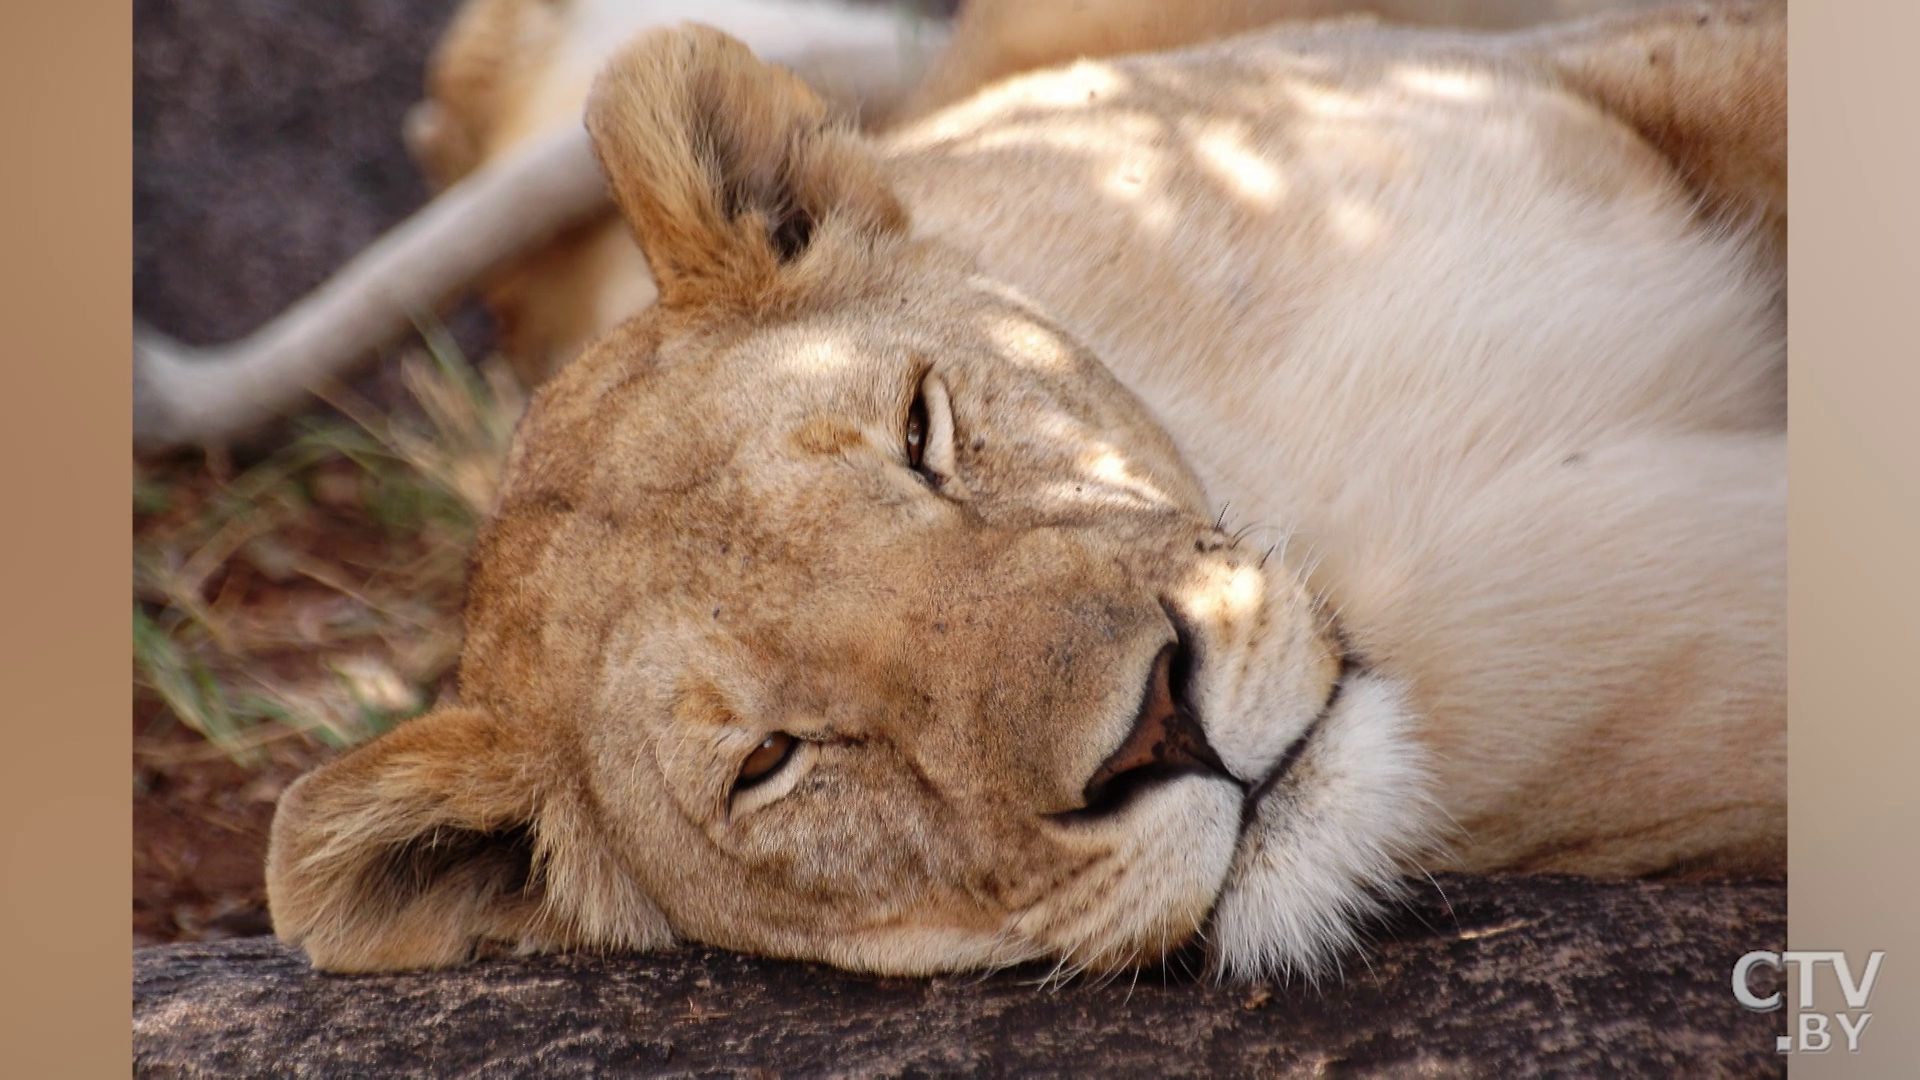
267;1;1785;977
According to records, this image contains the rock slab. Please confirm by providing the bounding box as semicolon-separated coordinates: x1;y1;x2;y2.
134;874;1786;1078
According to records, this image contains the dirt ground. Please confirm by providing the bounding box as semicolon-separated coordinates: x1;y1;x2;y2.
134;0;474;946
132;717;320;946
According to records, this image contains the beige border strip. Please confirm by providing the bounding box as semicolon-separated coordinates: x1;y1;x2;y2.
0;1;134;1073
1789;0;1920;1075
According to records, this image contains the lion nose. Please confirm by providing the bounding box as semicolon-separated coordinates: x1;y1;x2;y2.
1073;642;1235;818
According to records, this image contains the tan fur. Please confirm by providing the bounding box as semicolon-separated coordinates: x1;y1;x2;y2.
903;0;1669;118
915;0;1783;253
1523;0;1786;256
269;2;1785;976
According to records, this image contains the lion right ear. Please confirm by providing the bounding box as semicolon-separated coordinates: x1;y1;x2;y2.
583;24;907;313
266;706;671;972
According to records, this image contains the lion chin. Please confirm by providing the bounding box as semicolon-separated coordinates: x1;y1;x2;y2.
264;4;1785;980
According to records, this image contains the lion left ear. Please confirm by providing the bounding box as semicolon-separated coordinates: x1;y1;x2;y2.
266;706;670;972
583;24;908;313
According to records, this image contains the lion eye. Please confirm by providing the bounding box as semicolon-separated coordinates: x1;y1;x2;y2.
905;389;929;471
736;733;797;790
903;371;960;490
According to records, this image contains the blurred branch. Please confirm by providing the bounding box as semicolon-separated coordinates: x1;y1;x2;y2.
133;125;606;452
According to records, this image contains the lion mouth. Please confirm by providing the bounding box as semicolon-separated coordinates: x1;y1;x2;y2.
1236;646;1357;833
1236;716;1323;833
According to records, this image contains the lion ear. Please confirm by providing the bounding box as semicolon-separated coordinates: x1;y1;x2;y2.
583;24;907;312
266;706;669;972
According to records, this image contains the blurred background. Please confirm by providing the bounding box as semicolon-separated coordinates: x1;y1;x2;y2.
134;0;501;946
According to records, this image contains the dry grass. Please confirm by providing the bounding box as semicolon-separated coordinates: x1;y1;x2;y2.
133;322;525;767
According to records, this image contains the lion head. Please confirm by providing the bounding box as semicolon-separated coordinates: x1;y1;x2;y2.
265;26;1441;978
